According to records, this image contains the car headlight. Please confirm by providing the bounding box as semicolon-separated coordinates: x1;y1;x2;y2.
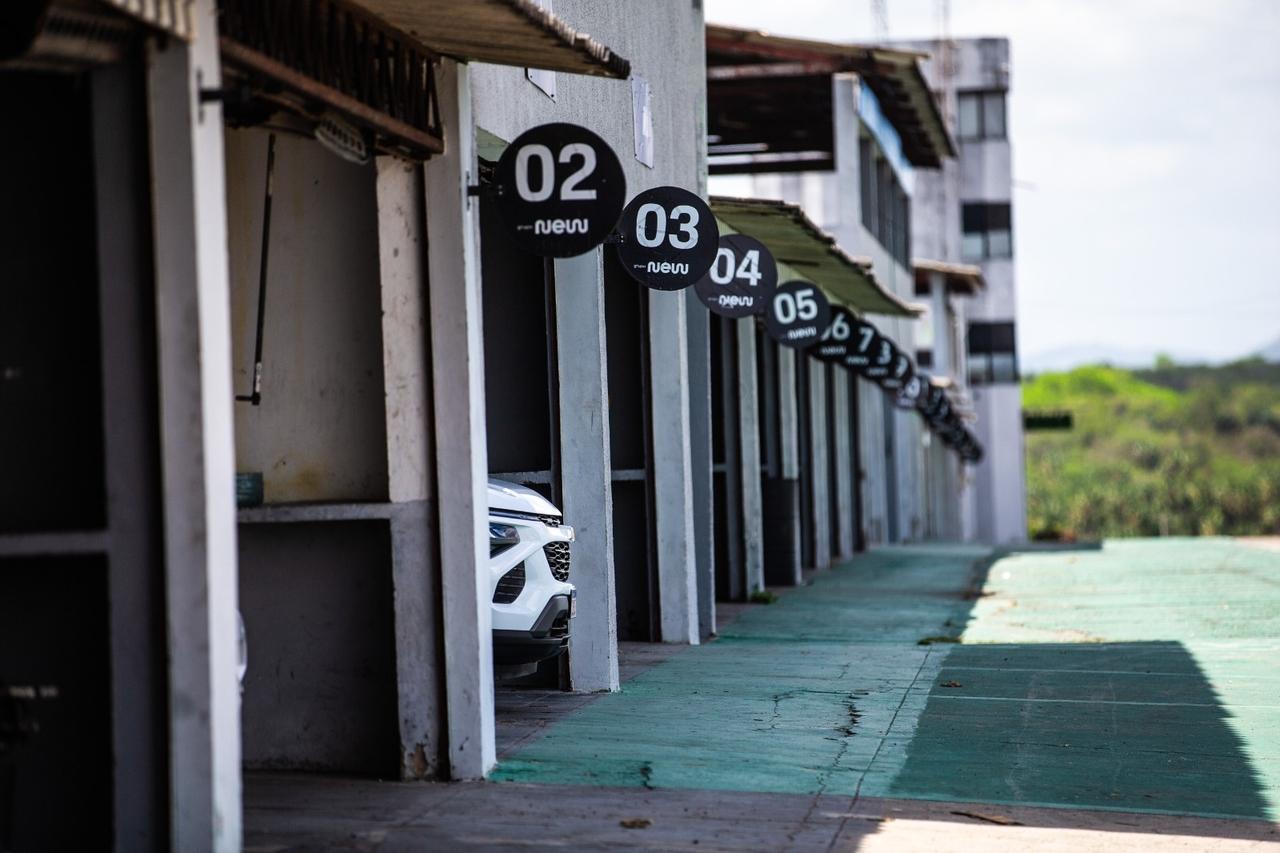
489;523;519;558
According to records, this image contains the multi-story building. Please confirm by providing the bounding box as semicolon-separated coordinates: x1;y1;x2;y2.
898;37;1027;544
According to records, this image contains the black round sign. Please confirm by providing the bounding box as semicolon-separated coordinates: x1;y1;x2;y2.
881;351;914;390
693;234;777;317
495;123;626;258
862;334;897;380
842;316;882;371
764;280;832;349
814;306;858;362
616;186;718;290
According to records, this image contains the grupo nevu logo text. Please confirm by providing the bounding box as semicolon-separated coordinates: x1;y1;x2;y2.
643;260;689;275
529;217;589;235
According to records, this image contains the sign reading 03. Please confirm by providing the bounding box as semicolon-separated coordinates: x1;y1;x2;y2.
693;234;778;318
616;186;719;290
494;123;626;258
765;281;832;349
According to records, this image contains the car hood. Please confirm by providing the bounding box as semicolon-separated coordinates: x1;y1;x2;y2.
488;478;562;518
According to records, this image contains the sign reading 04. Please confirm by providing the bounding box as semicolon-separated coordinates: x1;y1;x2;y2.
765;281;832;349
494;123;626;258
693;234;778;317
616;186;719;290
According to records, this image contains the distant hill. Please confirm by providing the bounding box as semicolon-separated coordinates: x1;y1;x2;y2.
1021;344;1208;374
1257;335;1280;363
1023;362;1280;540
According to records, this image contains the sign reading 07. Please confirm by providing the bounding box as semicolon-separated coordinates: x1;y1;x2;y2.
495;123;626;258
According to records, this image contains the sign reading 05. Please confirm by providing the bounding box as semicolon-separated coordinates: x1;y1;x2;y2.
765;281;832;349
616;186;719;290
495;123;626;258
693;234;778;318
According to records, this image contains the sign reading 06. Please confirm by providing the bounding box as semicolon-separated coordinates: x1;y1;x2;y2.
693;234;778;318
616;186;719;290
495;123;626;258
764;281;832;349
814;306;859;362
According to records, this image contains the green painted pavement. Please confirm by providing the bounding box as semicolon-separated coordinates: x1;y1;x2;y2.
494;539;1280;821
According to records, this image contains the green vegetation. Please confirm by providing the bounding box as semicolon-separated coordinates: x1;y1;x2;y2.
1023;358;1280;539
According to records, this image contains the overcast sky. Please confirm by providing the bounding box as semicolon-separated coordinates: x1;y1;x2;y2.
704;0;1280;364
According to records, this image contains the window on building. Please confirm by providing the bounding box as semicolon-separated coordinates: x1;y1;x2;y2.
957;90;1007;141
860;134;912;268
961;202;1012;261
859;137;875;234
917;349;933;369
968;321;1018;384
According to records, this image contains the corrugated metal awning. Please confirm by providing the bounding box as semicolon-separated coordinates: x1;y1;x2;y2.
706;23;954;169
346;0;630;78
913;258;985;295
711;196;919;318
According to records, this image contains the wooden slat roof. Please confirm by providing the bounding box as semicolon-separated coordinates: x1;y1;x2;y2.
347;0;630;78
711;196;919;318
913;258;986;295
706;23;954;168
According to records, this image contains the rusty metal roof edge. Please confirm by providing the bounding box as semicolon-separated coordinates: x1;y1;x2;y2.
706;22;955;164
709;195;921;318
508;0;631;78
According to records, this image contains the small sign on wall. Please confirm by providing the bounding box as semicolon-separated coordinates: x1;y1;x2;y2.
526;0;556;99
764;281;831;349
632;76;654;168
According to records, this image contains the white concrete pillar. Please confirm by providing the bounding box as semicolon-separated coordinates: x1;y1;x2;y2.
648;290;699;645
376;157;447;779
810;361;832;570
423;59;495;779
145;0;241;846
832;368;856;560
859;380;888;546
686;290;716;640
736;317;765;595
777;345;803;584
555;249;620;692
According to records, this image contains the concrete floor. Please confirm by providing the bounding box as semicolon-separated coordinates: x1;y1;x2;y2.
244;539;1280;850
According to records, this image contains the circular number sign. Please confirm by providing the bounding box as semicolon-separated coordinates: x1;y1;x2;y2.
842;316;881;370
814;306;858;362
862;335;897;380
693;234;777;317
495;123;626;258
765;281;832;349
880;351;914;390
616;186;719;290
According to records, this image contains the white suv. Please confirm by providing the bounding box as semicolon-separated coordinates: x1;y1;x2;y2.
488;479;576;668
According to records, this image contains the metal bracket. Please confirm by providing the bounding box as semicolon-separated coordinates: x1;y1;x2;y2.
466;183;503;198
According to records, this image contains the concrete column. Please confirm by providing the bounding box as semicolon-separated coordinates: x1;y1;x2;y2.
649;289;699;645
736;317;765;595
810;361;832;570
145;0;241;846
423;60;495;779
555;249;620;692
858;380;888;546
832;369;856;560
777;345;803;584
686;290;715;639
376;157;446;779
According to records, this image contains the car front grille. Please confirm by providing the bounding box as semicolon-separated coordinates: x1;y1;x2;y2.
543;542;570;582
492;563;525;603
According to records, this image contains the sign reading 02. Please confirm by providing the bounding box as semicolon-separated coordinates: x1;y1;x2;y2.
616;186;719;290
765;281;832;349
693;234;778;318
494;123;626;258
